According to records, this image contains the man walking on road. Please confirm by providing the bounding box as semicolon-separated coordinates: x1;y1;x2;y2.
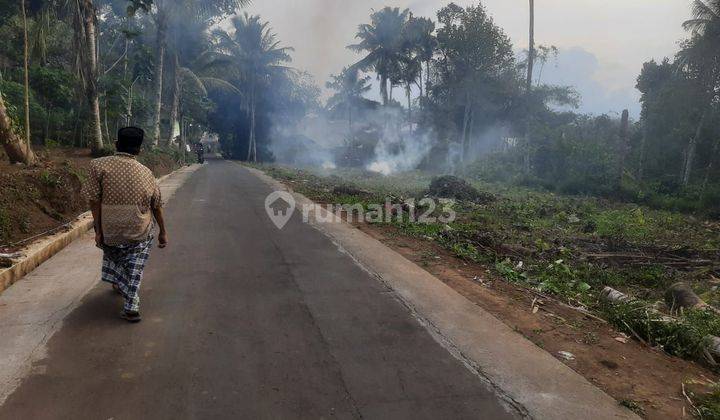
82;127;168;323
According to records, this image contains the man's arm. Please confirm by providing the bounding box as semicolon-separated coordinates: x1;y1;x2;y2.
90;201;103;248
152;207;168;248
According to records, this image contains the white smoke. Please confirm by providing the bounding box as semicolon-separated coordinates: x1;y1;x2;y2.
366;128;433;175
269;99;509;175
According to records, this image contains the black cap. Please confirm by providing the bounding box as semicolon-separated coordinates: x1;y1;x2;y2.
118;127;144;148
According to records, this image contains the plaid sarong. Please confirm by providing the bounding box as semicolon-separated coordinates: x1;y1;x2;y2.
101;238;153;312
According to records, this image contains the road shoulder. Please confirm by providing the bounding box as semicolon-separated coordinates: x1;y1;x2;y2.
244;164;637;420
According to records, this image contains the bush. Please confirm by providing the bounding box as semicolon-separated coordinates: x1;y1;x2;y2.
91;146;116;158
592;208;652;243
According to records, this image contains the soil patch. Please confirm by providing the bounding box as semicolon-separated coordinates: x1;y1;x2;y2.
352;222;715;419
0;147;186;250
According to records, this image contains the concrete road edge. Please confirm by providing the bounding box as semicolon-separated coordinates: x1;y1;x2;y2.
0;165;200;295
0;164;201;406
243;164;638;420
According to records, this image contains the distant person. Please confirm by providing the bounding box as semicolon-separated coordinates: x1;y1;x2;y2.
81;127;168;323
195;143;205;163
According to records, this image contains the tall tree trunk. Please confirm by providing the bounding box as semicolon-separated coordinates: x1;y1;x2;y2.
617;109;629;187
0;93;35;164
20;0;35;164
103;95;110;141
347;98;352;135
179;114;186;159
380;74;388;106
151;14;166;147
247;80;256;162
418;65;423;100
460;93;471;164
523;0;535;175
682;108;708;186
122;37;130;126
125;82;133;125
637;123;647;181
123;37;129;79
166;52;180;147
425;60;431;99
526;0;535;92
44;106;50;144
80;0;103;152
703;137;719;190
406;83;412;132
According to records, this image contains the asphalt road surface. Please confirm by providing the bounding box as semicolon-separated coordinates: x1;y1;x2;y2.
0;160;517;419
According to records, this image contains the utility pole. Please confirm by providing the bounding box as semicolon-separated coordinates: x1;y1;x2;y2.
523;0;535;175
526;0;535;92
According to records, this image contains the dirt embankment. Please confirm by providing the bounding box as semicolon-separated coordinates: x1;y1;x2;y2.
0;147;186;252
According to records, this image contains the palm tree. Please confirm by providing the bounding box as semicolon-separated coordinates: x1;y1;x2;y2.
326;67;372;134
683;0;720;34
404;16;436;99
399;58;420;130
148;0;249;146
348;7;409;106
172;48;242;149
212;13;293;162
679;0;720;186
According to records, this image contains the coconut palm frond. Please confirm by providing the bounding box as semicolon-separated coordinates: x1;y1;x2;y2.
178;67;209;96
683;18;711;32
200;77;242;95
684;0;720;33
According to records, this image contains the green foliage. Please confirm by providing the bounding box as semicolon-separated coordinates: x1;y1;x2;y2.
495;259;527;283
603;300;720;360
91;146;116;158
619;399;645;416
38;170;60;187
592;208;651;242
690;382;720;419
535;259;591;296
0;79;46;132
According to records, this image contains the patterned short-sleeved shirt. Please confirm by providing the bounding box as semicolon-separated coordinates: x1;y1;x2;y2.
81;153;162;246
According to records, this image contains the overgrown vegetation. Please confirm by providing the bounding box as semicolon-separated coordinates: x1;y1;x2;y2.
256;164;720;368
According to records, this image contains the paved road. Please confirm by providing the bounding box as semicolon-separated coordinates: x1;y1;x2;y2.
0;160;516;419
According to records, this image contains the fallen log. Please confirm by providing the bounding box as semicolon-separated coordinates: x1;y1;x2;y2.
664;282;717;314
601;286;720;365
600;286;631;304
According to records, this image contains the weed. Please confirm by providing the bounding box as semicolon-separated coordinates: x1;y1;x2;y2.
582;331;600;345
67;166;86;183
0;207;9;240
593;208;651;243
602;300;720;360
18;213;31;234
695;390;720;418
619;399;645;415
39;170;60;188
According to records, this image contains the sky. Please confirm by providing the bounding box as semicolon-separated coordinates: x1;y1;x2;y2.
240;0;692;117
